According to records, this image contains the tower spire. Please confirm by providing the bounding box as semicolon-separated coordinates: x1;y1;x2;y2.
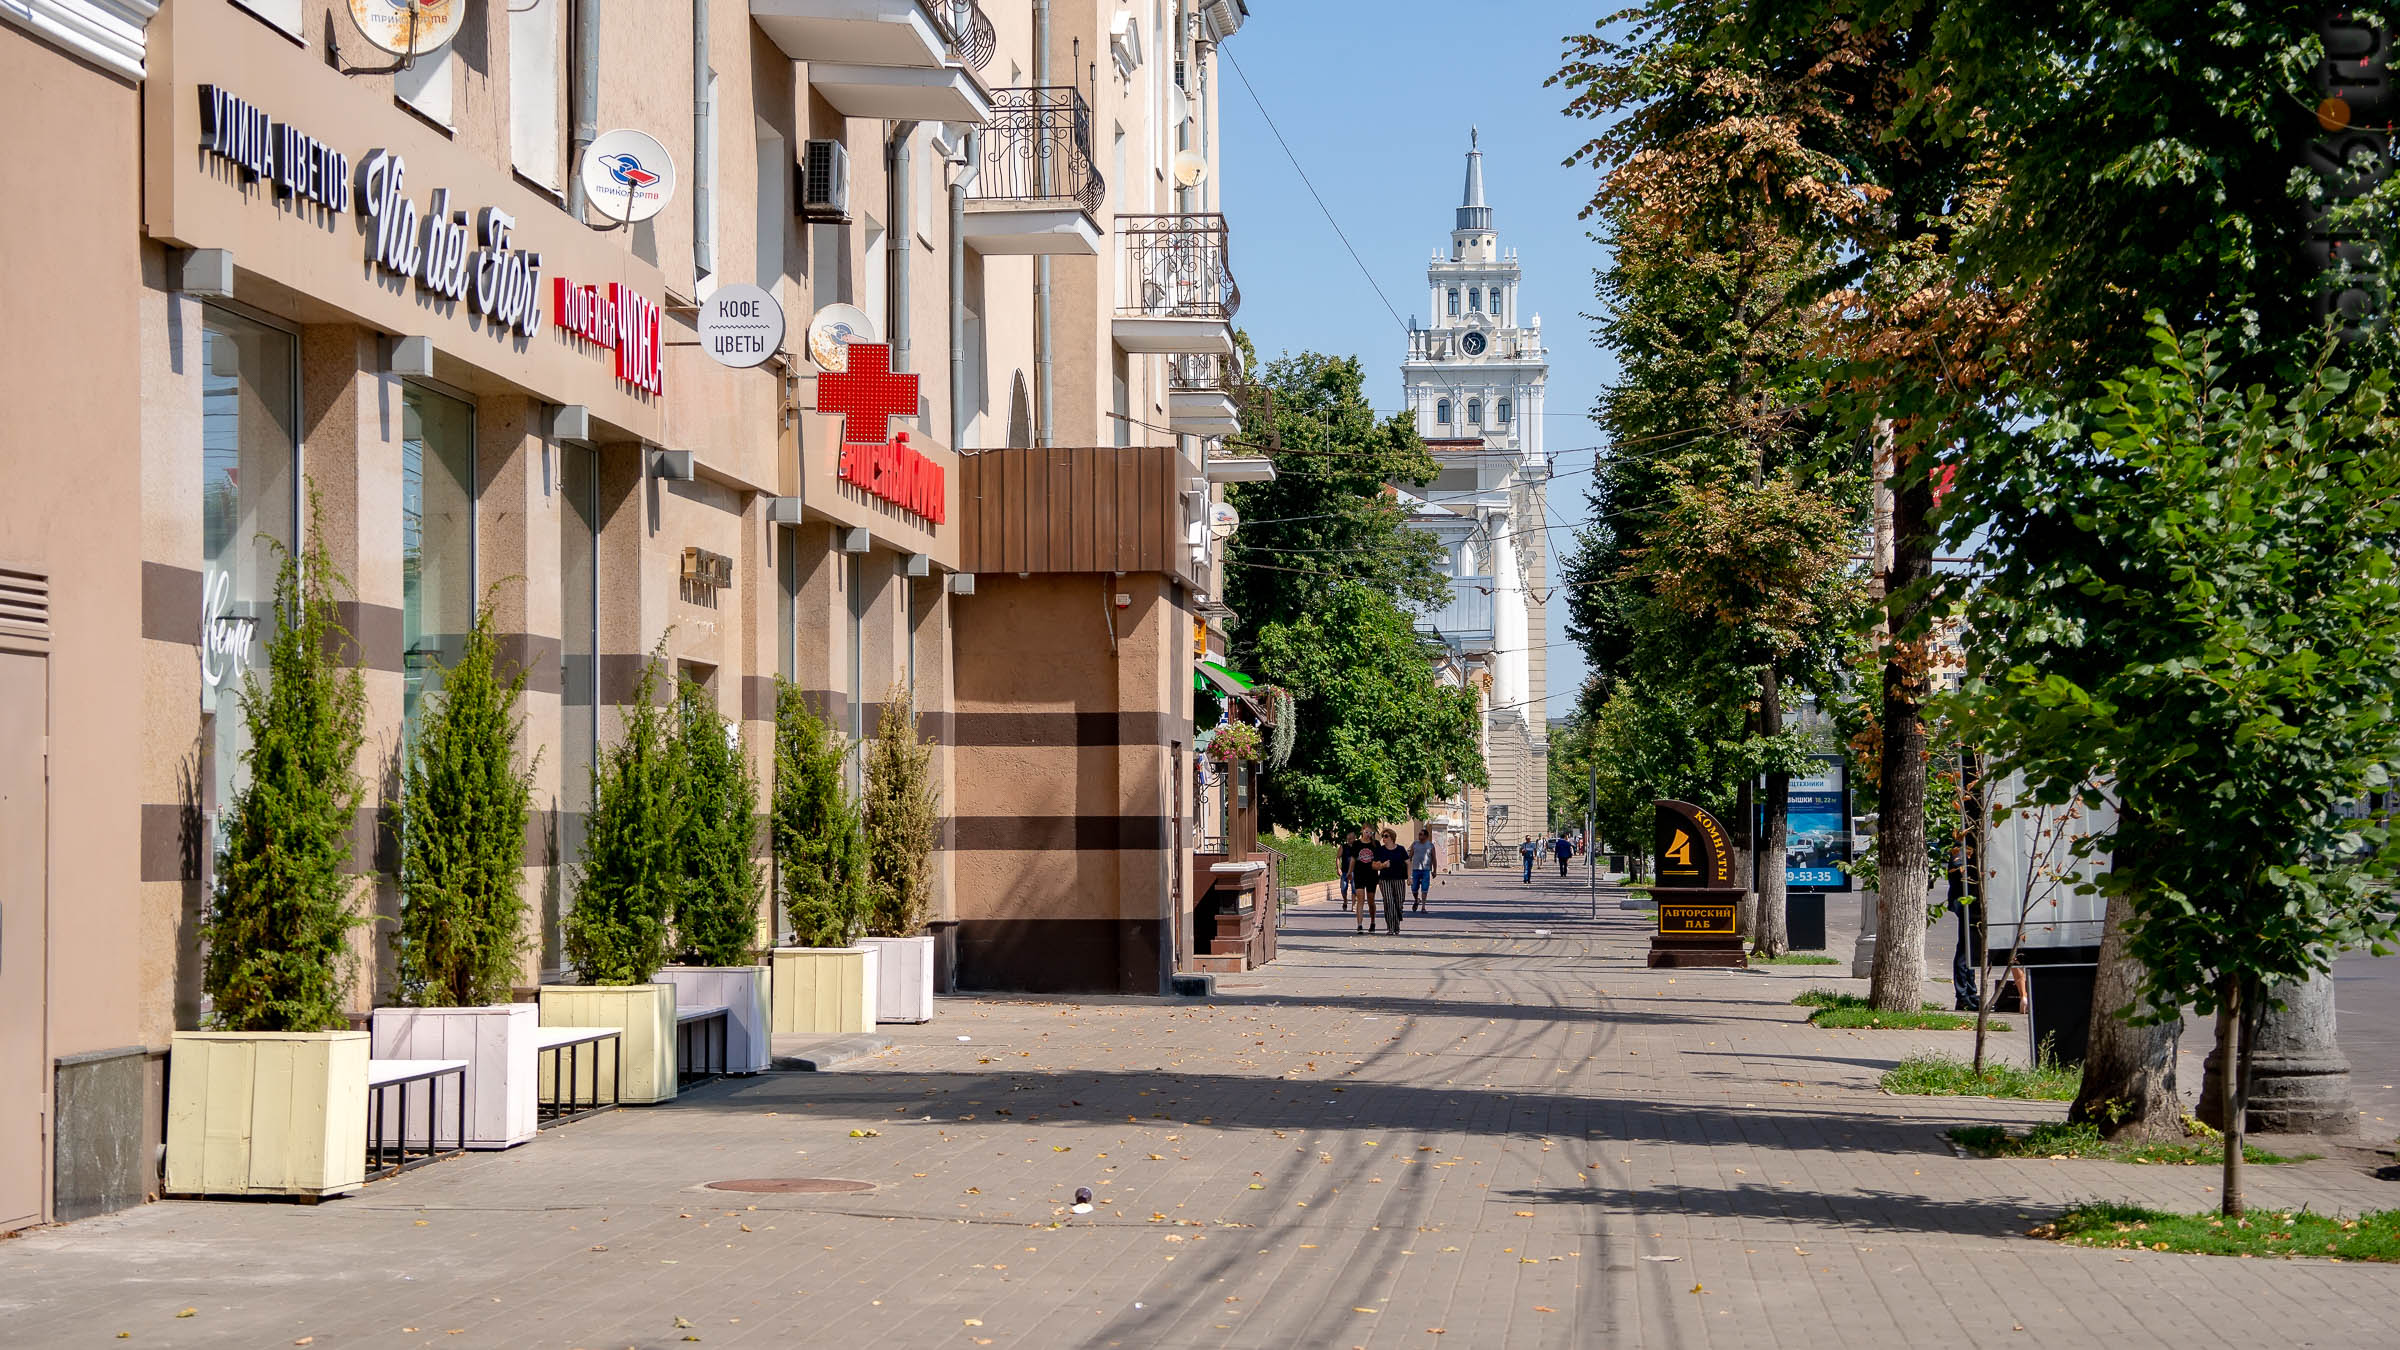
1457;129;1491;232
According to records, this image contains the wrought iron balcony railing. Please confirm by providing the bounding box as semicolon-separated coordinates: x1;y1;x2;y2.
1168;352;1233;394
1117;213;1240;323
925;0;995;71
973;87;1104;215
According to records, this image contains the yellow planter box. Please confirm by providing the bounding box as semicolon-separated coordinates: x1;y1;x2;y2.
163;1031;370;1200
537;984;678;1104
771;947;877;1035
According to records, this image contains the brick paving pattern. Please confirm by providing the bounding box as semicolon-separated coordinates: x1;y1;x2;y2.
3;869;2397;1348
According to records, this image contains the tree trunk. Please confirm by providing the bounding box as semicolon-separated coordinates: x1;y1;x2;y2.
1735;754;1757;940
1869;463;1934;1013
2218;978;2246;1219
1754;663;1789;957
2068;874;2182;1140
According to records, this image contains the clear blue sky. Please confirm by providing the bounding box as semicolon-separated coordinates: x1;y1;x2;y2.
1215;2;1616;719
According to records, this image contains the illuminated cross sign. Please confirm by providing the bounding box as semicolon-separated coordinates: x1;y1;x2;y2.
819;343;944;525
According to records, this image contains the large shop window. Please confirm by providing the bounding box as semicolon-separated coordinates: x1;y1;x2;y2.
558;445;600;915
778;526;798;684
401;385;476;742
200;308;300;818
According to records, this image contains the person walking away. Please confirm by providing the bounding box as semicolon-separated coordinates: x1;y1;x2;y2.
1338;829;1361;909
1376;829;1410;935
1409;828;1437;914
1554;833;1573;877
1350;834;1384;934
1519;835;1537;884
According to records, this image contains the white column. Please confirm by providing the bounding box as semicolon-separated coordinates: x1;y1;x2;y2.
1492;508;1528;717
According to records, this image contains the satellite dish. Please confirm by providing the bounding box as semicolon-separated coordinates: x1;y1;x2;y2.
1170;83;1191;128
347;0;464;57
1208;501;1240;541
806;303;878;372
579;129;677;224
1172;152;1210;190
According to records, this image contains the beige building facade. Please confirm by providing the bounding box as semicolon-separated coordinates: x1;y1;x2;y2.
2;0;1255;1233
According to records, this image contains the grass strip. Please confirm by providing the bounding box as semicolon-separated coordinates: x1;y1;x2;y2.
1754;953;1841;966
1791;989;1999;1030
1952;1120;2314;1166
1881;1052;2079;1100
2031;1203;2399;1260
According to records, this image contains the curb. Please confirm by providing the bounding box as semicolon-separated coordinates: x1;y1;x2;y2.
770;1034;894;1072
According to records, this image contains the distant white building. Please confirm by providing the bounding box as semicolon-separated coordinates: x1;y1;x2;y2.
1401;130;1550;863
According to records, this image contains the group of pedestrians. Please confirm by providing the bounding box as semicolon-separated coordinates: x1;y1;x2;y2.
1518;832;1578;883
1337;827;1438;935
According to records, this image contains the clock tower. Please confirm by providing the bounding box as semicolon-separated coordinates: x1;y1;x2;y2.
1402;130;1552;857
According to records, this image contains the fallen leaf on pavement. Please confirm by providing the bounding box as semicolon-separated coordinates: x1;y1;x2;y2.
175;1310;195;1320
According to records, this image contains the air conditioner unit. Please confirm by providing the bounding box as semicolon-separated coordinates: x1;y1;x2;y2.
800;139;851;222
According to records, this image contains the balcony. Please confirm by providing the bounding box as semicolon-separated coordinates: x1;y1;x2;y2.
962;88;1105;256
1113;214;1239;356
755;0;993;122
1167;353;1241;436
1415;576;1495;649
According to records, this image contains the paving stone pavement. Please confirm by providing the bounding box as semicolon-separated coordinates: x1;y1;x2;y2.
5;871;2398;1349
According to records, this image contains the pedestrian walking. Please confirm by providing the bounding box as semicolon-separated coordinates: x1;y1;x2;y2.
1519;835;1537;884
1349;833;1383;935
1376;829;1410;935
1338;829;1361;908
1553;833;1573;877
1409;827;1437;913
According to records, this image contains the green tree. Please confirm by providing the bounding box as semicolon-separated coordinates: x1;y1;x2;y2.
1245;583;1486;838
862;682;941;937
1221;350;1484;834
562;647;681;984
394;597;533;1007
773;680;867;948
1553;5;1874;949
670;680;761;967
1947;326;2400;1214
203;516;368;1032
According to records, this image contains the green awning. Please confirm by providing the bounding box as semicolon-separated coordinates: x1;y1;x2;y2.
1194;659;1255;699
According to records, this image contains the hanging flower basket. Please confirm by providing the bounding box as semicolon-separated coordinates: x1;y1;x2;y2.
1209;721;1262;764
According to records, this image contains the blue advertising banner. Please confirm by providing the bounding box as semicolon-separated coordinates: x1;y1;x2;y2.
1765;755;1851;892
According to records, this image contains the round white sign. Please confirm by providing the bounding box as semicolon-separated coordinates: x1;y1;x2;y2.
347;0;465;57
805;303;878;372
580;129;676;224
697;285;786;369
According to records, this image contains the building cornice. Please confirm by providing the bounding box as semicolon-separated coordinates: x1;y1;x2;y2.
1;0;157;81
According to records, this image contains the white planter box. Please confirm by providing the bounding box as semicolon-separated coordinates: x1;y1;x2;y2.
860;937;935;1023
537;984;677;1104
164;1030;370;1199
368;1005;539;1150
770;947;877;1035
659;966;773;1074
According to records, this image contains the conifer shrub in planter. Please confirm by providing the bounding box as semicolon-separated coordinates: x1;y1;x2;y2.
373;601;540;1149
769;680;875;1034
168;522;373;1199
659;679;771;1072
861;684;941;1023
545;648;681;1103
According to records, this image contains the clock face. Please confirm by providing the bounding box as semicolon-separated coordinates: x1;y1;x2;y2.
1460;330;1488;356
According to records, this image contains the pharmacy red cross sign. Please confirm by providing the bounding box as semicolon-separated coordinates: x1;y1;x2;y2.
819;342;945;525
819;342;918;445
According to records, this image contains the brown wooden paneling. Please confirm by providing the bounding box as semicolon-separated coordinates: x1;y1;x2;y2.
960;447;1196;580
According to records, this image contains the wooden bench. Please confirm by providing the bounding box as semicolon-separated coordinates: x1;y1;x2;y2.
366;1058;468;1178
532;1025;622;1127
676;1004;731;1087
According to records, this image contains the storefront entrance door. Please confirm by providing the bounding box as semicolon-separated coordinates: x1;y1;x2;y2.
0;625;50;1232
